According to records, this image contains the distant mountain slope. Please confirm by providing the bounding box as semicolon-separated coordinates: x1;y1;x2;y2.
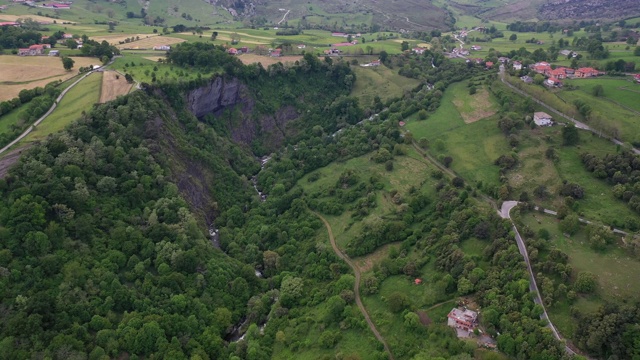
450;0;640;23
538;0;640;20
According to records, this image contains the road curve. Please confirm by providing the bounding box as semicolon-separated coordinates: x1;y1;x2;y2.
499;201;576;356
312;211;395;360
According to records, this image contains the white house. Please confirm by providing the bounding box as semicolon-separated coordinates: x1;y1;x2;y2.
533;112;553;126
513;61;522;70
153;45;171;51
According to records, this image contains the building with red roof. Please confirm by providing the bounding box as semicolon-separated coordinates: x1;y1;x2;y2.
485;61;494;68
575;67;599;78
18;44;45;56
0;21;20;27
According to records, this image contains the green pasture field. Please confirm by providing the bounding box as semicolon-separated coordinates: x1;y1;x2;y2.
24;71;103;143
405;81;507;191
564;77;640;112
519;211;640;336
556;86;640;143
350;64;421;107
505;124;637;228
110;52;210;83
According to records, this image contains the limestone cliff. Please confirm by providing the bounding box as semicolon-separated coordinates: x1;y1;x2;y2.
185;76;299;153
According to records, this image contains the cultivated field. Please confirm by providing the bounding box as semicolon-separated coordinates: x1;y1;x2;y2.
91;33;158;45
0;14;75;23
99;70;133;103
0;55;98;101
237;54;302;67
116;36;185;50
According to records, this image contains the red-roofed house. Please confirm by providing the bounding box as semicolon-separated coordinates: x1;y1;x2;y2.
0;21;20;27
575;67;599;78
18;44;45;56
485;61;494;69
532;63;551;75
550;68;567;79
270;49;281;57
634;74;640;83
414;278;422;285
227;48;238;55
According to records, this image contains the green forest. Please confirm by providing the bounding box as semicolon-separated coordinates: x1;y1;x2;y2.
1;44;639;360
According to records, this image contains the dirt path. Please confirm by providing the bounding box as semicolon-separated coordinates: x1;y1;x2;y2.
312;211;395;360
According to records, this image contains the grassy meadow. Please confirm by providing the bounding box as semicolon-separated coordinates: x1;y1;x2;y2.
406;80;507;191
24;71;103;143
351;64;421;106
518;211;640;337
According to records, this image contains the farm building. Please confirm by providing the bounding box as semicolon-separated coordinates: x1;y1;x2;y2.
18;44;45;56
545;77;562;87
413;47;426;55
48;49;59;56
270;49;281;57
533;112;553;126
153;45;171;51
520;75;533;83
447;308;478;332
0;21;20;27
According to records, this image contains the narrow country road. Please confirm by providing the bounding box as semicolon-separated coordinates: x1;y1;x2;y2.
277;9;290;25
0;57;117;156
499;201;576;356
498;65;640;155
312;211;395;360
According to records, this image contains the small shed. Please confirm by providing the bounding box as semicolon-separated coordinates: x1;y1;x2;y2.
414;278;422;285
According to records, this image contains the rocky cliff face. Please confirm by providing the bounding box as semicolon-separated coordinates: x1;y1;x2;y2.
186;76;298;152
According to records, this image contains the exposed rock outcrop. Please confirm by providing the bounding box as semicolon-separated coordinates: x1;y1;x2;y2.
186;76;299;152
186;77;249;118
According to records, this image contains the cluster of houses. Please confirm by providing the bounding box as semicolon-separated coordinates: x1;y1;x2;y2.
18;43;51;56
525;61;604;87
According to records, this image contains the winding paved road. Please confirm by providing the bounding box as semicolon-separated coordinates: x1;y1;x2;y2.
499;201;576;356
312;211;395;360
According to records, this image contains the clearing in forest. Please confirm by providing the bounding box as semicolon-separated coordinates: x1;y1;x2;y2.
452;86;498;124
0;56;98;101
99;71;133;103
